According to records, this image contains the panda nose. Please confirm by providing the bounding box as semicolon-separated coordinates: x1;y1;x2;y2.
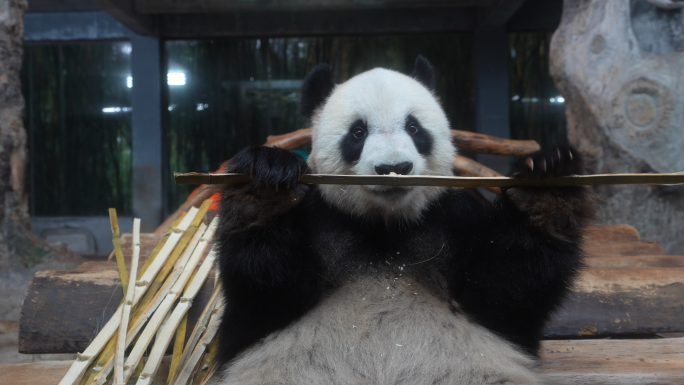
375;162;413;175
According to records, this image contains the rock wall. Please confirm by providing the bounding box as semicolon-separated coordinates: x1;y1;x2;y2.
0;0;82;322
551;0;684;254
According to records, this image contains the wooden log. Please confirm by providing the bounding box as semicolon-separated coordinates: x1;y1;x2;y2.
18;268;215;355
4;338;684;385
264;127;541;156
264;128;312;150
452;154;502;194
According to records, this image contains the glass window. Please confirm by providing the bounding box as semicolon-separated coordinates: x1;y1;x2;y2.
509;32;567;148
23;41;133;216
165;34;475;212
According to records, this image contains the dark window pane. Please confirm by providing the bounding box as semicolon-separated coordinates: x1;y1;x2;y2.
165;34;474;212
509;33;567;148
23;41;133;216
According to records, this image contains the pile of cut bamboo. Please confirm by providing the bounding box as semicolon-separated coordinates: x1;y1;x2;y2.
59;199;222;385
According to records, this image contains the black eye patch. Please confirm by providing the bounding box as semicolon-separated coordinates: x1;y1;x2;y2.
340;119;368;164
405;114;433;156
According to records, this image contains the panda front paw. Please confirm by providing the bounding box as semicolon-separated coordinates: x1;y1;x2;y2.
225;145;309;192
509;145;583;179
504;145;594;238
219;146;310;227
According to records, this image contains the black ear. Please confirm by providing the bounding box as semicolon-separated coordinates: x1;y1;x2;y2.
300;63;334;118
412;55;434;91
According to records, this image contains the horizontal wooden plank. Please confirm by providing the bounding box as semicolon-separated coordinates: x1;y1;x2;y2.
540;338;684;384
18;265;684;353
4;338;684;385
546;267;684;337
0;356;172;385
583;224;664;257
585;255;684;268
585;224;640;243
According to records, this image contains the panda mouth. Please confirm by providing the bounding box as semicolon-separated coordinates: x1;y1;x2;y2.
367;186;410;198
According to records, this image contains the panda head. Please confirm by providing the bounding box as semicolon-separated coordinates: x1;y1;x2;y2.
300;56;456;224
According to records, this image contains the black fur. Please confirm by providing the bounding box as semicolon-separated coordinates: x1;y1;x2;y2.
215;145;594;366
300;63;335;118
412;55;435;91
340;119;368;164
405;114;433;156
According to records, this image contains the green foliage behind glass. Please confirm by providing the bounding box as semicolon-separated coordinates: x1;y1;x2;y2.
509;33;567;148
23;42;133;216
165;34;475;213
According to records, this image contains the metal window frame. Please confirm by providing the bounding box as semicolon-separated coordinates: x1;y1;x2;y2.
25;11;163;255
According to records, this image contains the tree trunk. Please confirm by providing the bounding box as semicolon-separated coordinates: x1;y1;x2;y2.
0;0;82;322
550;0;684;254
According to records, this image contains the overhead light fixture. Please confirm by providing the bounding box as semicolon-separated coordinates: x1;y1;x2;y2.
127;76;133;88
167;72;186;86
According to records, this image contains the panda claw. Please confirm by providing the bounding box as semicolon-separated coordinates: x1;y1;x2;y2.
568;150;573;161
525;158;534;171
541;159;547;172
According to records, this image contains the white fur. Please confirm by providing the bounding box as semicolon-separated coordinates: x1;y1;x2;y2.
218;277;539;385
308;68;456;223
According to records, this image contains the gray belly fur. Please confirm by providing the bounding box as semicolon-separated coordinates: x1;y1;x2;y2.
216;276;540;385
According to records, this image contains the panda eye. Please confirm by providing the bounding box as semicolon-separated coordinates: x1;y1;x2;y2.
352;126;366;139
408;123;419;134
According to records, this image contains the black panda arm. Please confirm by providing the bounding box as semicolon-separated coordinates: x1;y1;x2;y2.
446;146;594;356
214;146;323;366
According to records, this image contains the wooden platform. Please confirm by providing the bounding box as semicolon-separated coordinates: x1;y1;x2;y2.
2;338;683;384
6;223;684;383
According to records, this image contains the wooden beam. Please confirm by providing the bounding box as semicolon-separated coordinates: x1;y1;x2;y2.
159;7;477;38
90;0;156;36
479;0;529;27
136;0;492;14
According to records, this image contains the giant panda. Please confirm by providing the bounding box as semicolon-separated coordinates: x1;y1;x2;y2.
213;56;594;384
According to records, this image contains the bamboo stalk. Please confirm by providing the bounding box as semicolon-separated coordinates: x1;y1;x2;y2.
85;214;189;385
136;227;219;385
174;172;684;188
124;219;218;383
59;209;200;385
167;313;188;385
122;221;209;382
108;209;129;295
114;218;141;385
191;340;219;385
172;283;223;385
173;305;222;385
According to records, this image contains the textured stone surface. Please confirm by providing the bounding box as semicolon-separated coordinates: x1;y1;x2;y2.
551;0;684;254
0;0;82;323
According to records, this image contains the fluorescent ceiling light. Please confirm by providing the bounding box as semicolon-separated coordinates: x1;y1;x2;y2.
167;72;186;86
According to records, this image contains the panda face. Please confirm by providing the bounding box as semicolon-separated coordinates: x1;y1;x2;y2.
306;67;456;223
